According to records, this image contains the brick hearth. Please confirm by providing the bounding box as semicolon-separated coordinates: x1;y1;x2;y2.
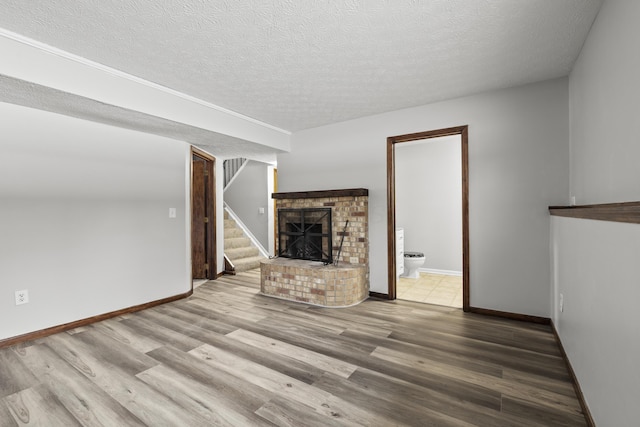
260;188;369;307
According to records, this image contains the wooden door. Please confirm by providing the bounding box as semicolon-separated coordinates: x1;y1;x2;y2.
192;156;207;278
191;149;216;280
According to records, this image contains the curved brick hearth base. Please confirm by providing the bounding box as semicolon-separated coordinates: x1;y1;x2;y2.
260;258;368;307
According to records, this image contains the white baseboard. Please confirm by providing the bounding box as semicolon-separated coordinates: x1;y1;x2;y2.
418;267;462;276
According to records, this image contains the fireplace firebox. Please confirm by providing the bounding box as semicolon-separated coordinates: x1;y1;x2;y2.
278;208;332;264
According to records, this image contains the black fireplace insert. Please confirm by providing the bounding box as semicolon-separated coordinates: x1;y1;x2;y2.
278;208;332;263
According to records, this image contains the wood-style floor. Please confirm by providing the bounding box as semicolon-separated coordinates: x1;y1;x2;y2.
0;270;587;426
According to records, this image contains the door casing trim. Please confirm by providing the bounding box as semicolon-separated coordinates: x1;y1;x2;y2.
386;126;469;311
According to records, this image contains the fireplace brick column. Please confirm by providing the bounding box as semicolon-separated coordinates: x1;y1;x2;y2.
260;188;369;307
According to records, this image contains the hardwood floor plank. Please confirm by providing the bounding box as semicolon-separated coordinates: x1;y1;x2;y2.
501;395;587;426
0;349;38;398
188;297;269;322
389;329;570;381
502;368;576;398
137;306;237;341
42;334;211;426
266;310;348;335
220;316;505;411
387;313;559;357
146;345;275;412
230;317;504;411
347;368;539;427
90;318;163;354
217;290;294;314
190;343;400;426
372;346;583;415
304;304;399;330
227;328;358;379
313;371;477;427
0;270;588;426
138;364;276;426
119;314;202;352
4;384;82;426
340;328;504;378
279;306;393;337
0;400;18;427
257;316;378;355
255;397;351;427
150;303;238;335
144;311;327;385
17;343;146;426
72;328;160;376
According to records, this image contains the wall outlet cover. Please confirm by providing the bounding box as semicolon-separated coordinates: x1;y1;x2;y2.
15;289;29;305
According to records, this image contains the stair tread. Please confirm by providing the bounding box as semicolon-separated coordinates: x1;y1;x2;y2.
225;237;252;249
226;247;260;259
234;255;266;262
224;228;244;237
232;255;266;272
223;208;266;272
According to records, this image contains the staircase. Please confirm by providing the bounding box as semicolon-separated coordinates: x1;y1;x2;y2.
224;210;266;273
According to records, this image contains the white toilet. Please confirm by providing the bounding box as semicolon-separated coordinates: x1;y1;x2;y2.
402;252;425;279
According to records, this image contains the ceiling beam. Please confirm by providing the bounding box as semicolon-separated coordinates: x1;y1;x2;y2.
0;28;290;153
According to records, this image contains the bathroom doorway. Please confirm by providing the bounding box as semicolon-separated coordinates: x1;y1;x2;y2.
386;126;469;310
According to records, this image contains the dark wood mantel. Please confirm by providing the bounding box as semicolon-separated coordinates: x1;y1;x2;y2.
273;188;368;199
549;201;640;224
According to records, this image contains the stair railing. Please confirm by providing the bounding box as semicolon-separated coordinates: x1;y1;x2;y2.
223;158;247;189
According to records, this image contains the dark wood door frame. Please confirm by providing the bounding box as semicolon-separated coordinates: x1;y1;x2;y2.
386;125;469;311
191;147;217;281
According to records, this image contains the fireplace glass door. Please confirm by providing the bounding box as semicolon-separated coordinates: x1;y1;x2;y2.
278;208;332;263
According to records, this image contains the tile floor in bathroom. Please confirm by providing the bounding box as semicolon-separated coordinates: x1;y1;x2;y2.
397;272;463;308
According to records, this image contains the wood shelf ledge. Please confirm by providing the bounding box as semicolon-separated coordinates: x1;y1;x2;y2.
549;201;640;224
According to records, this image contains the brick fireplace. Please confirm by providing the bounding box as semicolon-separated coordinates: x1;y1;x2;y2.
260;188;369;307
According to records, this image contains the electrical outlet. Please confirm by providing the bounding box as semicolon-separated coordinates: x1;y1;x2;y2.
15;289;29;305
559;293;564;313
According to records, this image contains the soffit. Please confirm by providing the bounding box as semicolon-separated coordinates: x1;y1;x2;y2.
0;75;280;162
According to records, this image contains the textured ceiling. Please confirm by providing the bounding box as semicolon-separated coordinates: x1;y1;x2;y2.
0;0;602;133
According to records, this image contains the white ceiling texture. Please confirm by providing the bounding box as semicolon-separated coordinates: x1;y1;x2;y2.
0;0;602;160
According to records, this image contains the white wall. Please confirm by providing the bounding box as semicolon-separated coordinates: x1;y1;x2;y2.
551;218;640;426
224;160;270;250
0;102;190;340
280;77;569;317
569;0;640;205
552;1;640;425
396;136;462;274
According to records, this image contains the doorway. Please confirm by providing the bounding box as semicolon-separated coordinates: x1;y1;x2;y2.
191;147;216;281
387;126;469;311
